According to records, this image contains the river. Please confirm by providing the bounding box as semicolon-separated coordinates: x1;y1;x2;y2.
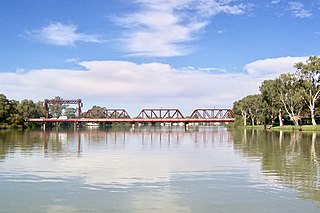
0;126;319;212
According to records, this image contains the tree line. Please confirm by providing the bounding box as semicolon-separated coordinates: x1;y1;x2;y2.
0;95;77;128
233;56;320;129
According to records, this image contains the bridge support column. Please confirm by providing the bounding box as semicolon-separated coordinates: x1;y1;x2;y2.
74;122;81;130
185;122;189;131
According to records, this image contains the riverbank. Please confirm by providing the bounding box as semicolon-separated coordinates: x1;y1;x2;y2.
0;124;24;130
272;125;320;131
234;125;320;131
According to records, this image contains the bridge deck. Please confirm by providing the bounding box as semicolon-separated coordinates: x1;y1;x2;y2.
26;118;235;123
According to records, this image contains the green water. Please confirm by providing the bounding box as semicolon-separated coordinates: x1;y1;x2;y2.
0;126;319;212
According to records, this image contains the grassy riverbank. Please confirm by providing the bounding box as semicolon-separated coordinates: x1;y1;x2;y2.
234;125;320;131
272;125;320;131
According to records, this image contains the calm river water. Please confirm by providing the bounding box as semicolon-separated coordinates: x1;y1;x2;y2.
0;126;319;212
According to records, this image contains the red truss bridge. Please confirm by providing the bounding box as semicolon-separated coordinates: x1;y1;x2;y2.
25;99;235;124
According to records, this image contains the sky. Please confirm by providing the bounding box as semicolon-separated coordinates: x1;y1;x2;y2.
1;0;320;114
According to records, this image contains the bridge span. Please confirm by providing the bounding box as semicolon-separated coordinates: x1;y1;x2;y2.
26;108;235;124
26;118;235;123
25;99;235;125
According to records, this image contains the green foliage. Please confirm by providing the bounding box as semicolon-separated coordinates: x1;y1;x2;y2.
0;94;45;127
0;94;10;123
17;99;37;118
34;101;45;118
233;115;244;126
64;107;77;118
294;56;320;125
276;73;305;127
233;94;264;126
85;105;106;118
260;79;282;125
48;96;67;118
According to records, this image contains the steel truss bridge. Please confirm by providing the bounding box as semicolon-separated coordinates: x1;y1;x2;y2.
26;99;235;124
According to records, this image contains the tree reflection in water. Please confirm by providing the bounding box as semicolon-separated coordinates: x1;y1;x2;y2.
233;129;320;202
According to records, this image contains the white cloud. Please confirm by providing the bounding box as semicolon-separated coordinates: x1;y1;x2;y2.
181;66;226;73
287;1;312;18
271;0;281;4
0;57;308;113
218;29;226;34
27;22;103;46
116;0;252;57
244;56;308;78
64;58;80;63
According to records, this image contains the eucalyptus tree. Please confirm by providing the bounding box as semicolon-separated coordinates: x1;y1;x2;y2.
275;73;305;129
295;56;320;125
246;94;264;126
233;99;249;126
233;94;264;126
260;79;284;126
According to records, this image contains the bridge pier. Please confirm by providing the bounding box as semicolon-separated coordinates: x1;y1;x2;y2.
185;122;189;131
74;122;78;130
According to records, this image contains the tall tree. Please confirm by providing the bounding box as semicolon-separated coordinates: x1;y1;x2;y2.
295;56;320;125
276;73;305;129
34;101;45;118
233;94;264;126
0;94;10;123
6;100;20;125
246;94;264;126
17;99;37;119
233;99;249;126
260;79;284;126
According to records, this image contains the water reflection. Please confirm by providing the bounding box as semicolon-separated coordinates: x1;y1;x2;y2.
0;127;234;184
233;129;320;202
0;127;320;212
43;131;82;156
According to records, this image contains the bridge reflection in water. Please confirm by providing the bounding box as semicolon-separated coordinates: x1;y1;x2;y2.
43;126;233;154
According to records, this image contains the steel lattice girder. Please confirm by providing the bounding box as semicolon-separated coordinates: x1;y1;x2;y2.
137;109;185;119
106;109;131;119
190;109;235;119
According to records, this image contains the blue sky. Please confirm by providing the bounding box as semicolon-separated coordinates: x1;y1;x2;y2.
1;0;320;113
